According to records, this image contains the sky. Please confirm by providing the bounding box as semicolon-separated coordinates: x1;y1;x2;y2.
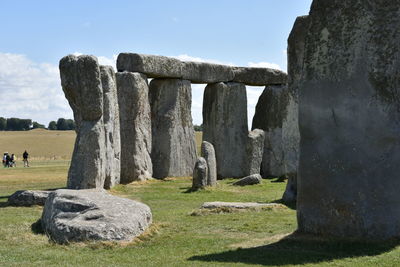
0;0;312;128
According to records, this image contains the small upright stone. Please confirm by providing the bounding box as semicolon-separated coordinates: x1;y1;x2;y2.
201;141;217;186
149;78;197;178
192;157;208;191
116;72;153;183
100;66;121;189
59;55;106;189
245;129;265;176
203;82;248;178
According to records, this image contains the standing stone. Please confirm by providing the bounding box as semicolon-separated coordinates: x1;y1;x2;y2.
192;157;208;190
201;141;217;186
59;55;106;189
149;78;197;178
245;129;265;176
100;66;121;189
252;85;288;178
281;15;309;203
298;1;400;239
203;82;248;178
116;72;152;183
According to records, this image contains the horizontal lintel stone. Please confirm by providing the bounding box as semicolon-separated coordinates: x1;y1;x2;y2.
117;53;287;86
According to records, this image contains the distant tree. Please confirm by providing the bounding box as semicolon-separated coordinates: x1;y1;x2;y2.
0;117;6;130
20;119;32;130
193;124;203;132
66;119;76;130
48;121;57;130
32;121;45;129
56;118;69;130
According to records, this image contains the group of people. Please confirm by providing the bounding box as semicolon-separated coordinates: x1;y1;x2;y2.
2;150;29;168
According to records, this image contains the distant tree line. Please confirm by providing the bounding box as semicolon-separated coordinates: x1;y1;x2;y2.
48;118;76;130
193;124;203;132
0;117;75;131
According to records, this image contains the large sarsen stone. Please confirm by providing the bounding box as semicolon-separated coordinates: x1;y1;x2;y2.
297;0;400;239
100;65;121;189
116;72;153;183
59;55;106;189
41;189;152;244
203;82;248;178
149;78;197;178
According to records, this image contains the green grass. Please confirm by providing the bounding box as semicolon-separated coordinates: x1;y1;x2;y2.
1;164;400;266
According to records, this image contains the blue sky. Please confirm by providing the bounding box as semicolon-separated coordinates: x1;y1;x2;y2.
0;0;312;126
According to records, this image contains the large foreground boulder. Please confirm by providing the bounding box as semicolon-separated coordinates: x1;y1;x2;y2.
149;78;197;178
41;189;152;244
116;72;153;182
203;82;248;178
8;190;51;206
59;55;106;189
297;1;400;239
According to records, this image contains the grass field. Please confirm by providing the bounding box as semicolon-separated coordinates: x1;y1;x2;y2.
1;130;400;266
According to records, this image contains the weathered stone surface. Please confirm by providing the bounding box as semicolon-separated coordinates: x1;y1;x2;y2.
281;16;308;203
116;72;153;183
41;189;152;244
252;85;288;178
117;53;183;78
8;190;51;206
282;173;297;203
192;157;208;191
149;78;197;178
117;53;284;86
298;1;400;239
100;66;121;189
201;141;217;186
201;201;283;210
233;174;262;186
233;67;287;86
245;129;265;176
182;61;234;84
203;82;248;178
60;55;106;189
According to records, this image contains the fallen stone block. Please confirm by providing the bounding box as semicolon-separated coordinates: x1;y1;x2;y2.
41;189;152;244
8;190;51;206
233;174;262;186
201;201;284;210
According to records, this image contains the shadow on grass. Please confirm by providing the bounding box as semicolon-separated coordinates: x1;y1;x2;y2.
31;219;44;235
0;201;9;208
271;199;296;210
0;195;11;199
188;232;399;266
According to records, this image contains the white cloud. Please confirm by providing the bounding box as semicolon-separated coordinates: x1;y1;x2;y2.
173;54;236;66
0;52;72;126
248;61;282;70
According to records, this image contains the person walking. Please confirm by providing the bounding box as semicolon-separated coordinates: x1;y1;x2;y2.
5;153;11;168
10;154;16;167
2;153;7;167
23;150;29;167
